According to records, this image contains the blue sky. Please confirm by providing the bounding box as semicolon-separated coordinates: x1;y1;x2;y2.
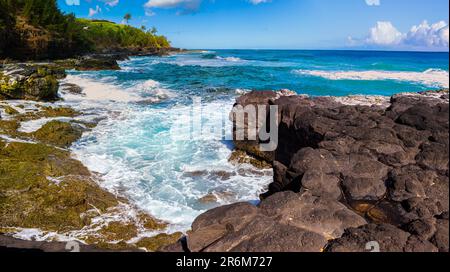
58;0;449;51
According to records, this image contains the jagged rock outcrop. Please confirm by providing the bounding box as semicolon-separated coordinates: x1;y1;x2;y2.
171;90;449;253
0;64;63;101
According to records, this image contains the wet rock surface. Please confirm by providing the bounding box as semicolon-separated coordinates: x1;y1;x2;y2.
0;98;182;252
171;90;449;252
0;64;62;101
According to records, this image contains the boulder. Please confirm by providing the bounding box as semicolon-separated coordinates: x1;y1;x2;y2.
260;192;367;239
1;64;61;101
173;90;449;253
326;224;437;252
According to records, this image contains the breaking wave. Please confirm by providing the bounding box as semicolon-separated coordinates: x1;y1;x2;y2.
293;68;449;88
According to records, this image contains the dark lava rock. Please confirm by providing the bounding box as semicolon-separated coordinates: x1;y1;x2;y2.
60;83;83;95
205;217;328;252
325;224;438;252
259;191;367;239
180;191;365;252
0;235;139;252
187;202;259;252
54;54;121;71
73;55;121;71
430;218;449;252
171;90;449;252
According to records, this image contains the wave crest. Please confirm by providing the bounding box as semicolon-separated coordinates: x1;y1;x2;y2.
293;69;449;88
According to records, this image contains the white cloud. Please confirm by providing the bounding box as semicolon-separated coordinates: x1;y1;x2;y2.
352;20;449;51
145;9;156;17
144;0;200;9
88;5;101;17
405;20;449;48
144;0;201;15
366;21;403;45
101;0;119;7
248;0;271;4
365;0;380;6
143;0;270;15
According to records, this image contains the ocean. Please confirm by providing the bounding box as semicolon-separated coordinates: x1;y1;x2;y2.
57;49;449;232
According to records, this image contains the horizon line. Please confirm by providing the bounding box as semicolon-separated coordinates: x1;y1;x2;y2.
183;48;450;54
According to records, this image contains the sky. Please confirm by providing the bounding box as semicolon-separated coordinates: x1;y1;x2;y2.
58;0;449;51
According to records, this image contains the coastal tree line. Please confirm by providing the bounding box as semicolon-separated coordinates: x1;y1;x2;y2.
0;0;171;60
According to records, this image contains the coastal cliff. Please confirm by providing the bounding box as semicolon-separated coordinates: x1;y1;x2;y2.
0;0;172;60
168;90;449;252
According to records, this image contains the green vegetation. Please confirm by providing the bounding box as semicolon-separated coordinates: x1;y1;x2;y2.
0;0;171;60
123;13;132;25
76;18;170;50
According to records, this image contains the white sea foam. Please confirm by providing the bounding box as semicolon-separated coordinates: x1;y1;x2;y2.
216;56;242;62
62;75;142;102
130;79;175;102
293;68;449;88
18;117;73;133
70;99;272;231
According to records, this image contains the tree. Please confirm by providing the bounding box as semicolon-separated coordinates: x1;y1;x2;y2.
123;13;131;25
140;25;146;31
150;26;157;35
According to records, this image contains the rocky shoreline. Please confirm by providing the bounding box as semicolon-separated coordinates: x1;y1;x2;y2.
1;55;448;252
0;55;184;252
165;89;449;252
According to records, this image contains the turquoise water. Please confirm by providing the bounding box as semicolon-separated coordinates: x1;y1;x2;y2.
62;50;449;231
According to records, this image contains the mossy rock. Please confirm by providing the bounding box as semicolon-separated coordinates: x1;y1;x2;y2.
0;119;20;135
38;105;79;118
24;75;59;101
1;65;61;101
32;120;82;148
14;106;80;123
36;65;66;80
3;105;19;115
229;150;272;169
135;233;183;252
0;141;119;232
139;213;167;230
95;222;139;243
0;73;24;99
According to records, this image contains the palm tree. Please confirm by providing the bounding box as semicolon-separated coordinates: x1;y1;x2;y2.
123;13;131;25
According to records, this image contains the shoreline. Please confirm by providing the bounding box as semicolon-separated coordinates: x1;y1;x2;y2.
1;53;449;252
170;89;449;252
0;58;186;252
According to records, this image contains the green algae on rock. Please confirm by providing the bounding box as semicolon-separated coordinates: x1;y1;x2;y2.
0;64;62;101
135;232;183;252
3;105;19;115
229;150;272;169
0;119;20;135
32;120;82;148
0;140;119;232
